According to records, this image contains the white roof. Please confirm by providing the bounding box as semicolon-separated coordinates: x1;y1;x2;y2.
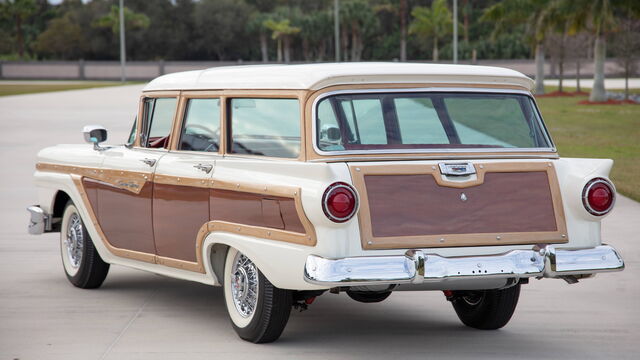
143;62;534;92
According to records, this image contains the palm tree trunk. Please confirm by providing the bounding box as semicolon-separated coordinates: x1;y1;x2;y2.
16;15;24;58
590;34;606;102
433;39;439;62
260;33;268;62
399;0;407;61
350;23;357;61
283;36;291;63
535;42;545;95
277;38;283;63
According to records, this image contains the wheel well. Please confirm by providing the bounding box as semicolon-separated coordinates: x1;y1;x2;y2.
209;243;229;285
51;191;71;232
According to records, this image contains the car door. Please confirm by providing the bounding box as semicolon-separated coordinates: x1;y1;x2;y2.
152;97;221;265
91;95;178;256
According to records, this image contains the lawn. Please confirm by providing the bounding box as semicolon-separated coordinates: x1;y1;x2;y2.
536;93;640;201
0;82;135;97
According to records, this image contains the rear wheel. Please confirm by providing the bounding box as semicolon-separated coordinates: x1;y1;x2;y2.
60;202;109;289
223;247;292;343
450;284;521;330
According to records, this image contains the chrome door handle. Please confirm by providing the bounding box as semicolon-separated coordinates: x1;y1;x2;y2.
193;163;213;174
140;158;156;167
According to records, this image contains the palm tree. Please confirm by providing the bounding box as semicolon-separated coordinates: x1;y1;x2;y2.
482;0;553;94
341;0;378;61
561;0;640;101
409;0;452;62
0;0;36;58
248;11;272;62
264;18;300;63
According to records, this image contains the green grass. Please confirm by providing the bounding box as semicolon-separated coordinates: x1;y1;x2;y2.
0;82;138;97
536;94;640;201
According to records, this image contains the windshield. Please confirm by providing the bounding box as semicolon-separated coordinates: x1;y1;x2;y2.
315;92;552;152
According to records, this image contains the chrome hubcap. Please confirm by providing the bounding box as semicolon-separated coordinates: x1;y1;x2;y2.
64;213;83;268
230;253;258;318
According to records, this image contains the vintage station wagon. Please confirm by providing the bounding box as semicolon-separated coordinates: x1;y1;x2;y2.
28;63;624;343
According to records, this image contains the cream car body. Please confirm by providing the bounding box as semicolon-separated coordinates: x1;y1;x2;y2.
29;63;624;342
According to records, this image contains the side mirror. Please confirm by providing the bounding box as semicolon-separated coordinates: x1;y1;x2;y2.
83;125;108;151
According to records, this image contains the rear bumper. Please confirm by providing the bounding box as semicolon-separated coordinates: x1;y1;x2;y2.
303;245;624;287
27;205;51;235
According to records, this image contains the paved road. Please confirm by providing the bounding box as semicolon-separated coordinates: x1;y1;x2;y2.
0;86;638;360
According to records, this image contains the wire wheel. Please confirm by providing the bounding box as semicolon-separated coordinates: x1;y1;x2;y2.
230;253;259;318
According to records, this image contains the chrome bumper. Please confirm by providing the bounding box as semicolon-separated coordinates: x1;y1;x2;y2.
303;245;624;286
27;206;51;235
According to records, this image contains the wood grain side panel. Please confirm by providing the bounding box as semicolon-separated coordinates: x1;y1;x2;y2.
153;183;210;262
366;172;557;237
95;180;157;254
210;189;306;235
351;162;568;250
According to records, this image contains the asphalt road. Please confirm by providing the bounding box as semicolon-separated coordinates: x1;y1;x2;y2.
0;85;638;360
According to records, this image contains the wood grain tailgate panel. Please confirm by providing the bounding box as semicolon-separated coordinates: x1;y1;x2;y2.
365;172;557;237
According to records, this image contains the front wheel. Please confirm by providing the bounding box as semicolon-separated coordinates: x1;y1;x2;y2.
223;247;292;343
60;202;110;288
450;284;521;330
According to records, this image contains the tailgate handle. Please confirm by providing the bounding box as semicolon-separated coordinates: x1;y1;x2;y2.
438;163;476;176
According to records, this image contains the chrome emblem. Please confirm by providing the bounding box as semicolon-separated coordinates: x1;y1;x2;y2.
460;193;468;202
439;163;476;176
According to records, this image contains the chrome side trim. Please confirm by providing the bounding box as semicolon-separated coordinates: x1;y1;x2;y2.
27;205;51;235
310;87;557;157
303;245;624;287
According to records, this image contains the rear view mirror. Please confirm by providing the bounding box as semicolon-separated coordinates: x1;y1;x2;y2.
83;125;108;151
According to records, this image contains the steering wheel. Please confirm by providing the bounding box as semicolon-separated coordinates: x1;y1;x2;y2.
184;124;219;139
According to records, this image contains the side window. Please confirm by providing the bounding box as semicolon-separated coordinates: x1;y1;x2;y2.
229;98;300;158
142;97;177;149
179;98;221;152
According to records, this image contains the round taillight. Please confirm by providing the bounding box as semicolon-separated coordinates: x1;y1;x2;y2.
582;178;615;216
322;182;358;223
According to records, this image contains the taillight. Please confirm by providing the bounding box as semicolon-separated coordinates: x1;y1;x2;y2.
322;182;358;223
582;178;615;216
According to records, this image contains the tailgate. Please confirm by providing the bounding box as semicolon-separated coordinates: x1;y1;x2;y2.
350;161;568;250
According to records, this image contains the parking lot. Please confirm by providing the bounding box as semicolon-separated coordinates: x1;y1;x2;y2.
0;85;638;359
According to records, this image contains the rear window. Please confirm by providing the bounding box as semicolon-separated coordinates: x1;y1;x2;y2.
229;98;300;158
316;92;551;152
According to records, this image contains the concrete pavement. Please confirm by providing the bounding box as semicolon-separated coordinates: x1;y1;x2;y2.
0;86;638;359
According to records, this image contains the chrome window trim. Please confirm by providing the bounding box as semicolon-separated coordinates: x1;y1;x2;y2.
311;87;557;156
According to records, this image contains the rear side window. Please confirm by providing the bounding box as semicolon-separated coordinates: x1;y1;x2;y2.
179;98;220;152
143;97;177;148
229;98;300;158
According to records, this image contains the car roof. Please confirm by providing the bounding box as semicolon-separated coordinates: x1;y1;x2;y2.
142;62;534;92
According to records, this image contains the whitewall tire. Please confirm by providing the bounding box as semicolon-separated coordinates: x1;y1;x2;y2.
60;201;109;289
223;247;292;343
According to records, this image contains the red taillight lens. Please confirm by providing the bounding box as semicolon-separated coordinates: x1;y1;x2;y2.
322;182;358;223
582;178;615;216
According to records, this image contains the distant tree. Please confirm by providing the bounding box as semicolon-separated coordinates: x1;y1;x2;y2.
0;0;36;58
482;0;553;94
33;12;87;59
193;0;251;61
94;5;149;36
562;0;640;101
341;0;378;61
409;0;452;62
248;11;272;62
299;11;333;61
611;17;640;100
264;18;300;63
